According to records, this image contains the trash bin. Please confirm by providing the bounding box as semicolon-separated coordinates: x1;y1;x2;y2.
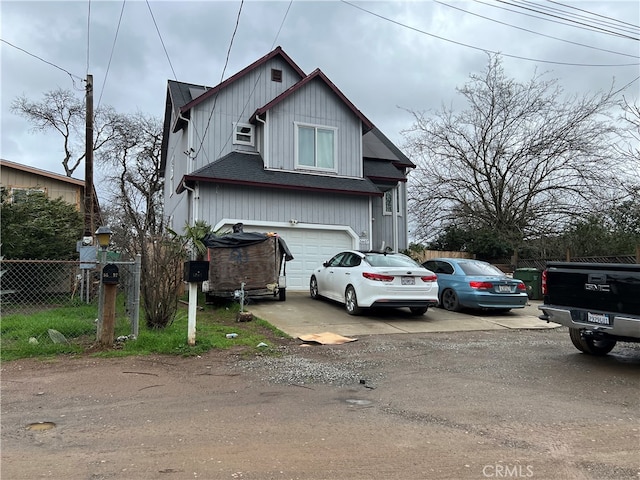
513;268;542;300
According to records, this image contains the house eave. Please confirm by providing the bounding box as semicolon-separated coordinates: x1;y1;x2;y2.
178;176;382;197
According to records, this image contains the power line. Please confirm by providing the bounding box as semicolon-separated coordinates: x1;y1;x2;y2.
146;0;177;81
97;0;126;110
436;0;639;59
194;0;245;162
340;1;640;67
493;0;640;41
217;0;295;159
0;38;84;85
515;0;639;37
546;0;640;31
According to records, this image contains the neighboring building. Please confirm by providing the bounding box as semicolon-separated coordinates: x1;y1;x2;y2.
0;159;102;230
161;46;414;291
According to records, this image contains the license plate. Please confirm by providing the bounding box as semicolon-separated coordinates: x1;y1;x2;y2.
401;277;415;285
497;285;511;293
586;312;611;325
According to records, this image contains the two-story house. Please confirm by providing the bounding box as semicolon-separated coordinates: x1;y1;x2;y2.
161;47;414;291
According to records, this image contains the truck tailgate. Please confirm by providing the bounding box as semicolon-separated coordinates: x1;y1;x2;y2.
544;262;640;316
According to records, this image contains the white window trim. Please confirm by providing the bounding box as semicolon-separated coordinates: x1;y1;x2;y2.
169;154;175;197
233;122;254;147
9;186;46;203
383;190;393;216
383;187;402;216
294;121;338;173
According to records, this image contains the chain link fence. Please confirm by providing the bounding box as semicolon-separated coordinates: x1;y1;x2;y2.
1;256;140;343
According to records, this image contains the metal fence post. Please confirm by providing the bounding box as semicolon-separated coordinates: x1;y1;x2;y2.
131;254;141;338
96;250;106;341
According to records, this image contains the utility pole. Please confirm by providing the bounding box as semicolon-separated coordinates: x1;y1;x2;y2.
84;74;94;238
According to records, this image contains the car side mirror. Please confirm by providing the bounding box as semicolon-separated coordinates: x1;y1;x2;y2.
323;261;329;268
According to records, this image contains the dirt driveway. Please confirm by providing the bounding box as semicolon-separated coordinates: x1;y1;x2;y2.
2;325;639;480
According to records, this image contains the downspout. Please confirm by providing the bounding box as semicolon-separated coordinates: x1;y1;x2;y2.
393;186;399;252
180;180;200;228
368;198;373;251
255;112;268;167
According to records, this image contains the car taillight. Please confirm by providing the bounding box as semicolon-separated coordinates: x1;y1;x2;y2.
469;281;493;290
421;275;438;282
362;272;394;282
541;269;547;295
516;282;526;291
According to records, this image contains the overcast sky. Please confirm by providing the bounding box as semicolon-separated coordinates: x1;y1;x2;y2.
1;0;639;181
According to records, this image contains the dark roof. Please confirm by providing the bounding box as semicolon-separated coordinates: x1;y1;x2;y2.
363;127;414;168
251;68;374;133
363;159;407;183
178;151;382;197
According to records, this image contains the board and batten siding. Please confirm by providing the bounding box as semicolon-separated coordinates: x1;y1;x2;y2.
265;80;362;177
163;126;190;231
188;57;302;174
197;183;370;238
0;165;83;211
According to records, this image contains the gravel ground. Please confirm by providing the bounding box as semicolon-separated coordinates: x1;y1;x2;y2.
2;327;639;480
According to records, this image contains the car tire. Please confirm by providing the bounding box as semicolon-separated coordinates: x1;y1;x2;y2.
569;328;616;356
310;276;319;300
410;307;428;316
441;289;461;312
345;286;362;316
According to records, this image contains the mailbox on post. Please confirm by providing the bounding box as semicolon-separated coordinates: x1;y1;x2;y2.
184;261;209;283
102;264;120;285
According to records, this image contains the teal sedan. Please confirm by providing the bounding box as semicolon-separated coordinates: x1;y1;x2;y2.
422;258;528;312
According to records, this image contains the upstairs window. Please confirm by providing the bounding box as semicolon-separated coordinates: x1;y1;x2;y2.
233;122;254;146
296;123;336;171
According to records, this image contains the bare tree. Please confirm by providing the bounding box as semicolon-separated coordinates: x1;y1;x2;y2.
403;54;624;251
10;88;118;177
98;113;178;328
616;97;640;197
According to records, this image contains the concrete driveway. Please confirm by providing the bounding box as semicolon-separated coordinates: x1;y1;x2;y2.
246;291;559;338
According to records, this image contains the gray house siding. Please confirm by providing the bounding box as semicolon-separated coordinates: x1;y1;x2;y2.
188;57;302;173
197;183;370;237
264;80;363;177
164;127;190;231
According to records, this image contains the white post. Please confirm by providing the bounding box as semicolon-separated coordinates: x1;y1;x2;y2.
187;282;198;346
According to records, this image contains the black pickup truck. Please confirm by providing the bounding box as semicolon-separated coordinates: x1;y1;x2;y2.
538;262;640;355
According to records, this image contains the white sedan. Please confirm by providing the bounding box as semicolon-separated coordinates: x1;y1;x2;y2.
309;250;439;316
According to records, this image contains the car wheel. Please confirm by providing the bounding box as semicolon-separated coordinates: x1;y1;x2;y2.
441;289;460;312
569;328;616;356
345;286;362;316
410;307;428;316
310;276;319;299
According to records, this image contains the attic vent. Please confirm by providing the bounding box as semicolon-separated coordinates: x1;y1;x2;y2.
271;68;282;82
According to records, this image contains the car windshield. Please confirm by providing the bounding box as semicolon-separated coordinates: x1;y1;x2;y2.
459;261;505;276
364;253;421;268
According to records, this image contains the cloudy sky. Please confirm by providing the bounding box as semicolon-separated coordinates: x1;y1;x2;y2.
1;0;638;181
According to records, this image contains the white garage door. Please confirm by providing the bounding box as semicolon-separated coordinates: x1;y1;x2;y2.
276;228;355;291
